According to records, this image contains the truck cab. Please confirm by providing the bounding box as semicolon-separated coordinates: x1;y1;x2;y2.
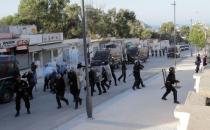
91;50;112;66
167;46;181;58
0;55;20;103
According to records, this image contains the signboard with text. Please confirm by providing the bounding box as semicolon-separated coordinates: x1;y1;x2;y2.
0;39;29;52
0;40;16;48
43;33;63;43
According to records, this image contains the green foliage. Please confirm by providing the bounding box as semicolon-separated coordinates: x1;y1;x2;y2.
64;4;82;38
159;22;174;35
0;1;150;39
141;29;152;39
158;21;185;43
115;9;136;38
180;25;190;42
0;15;19;25
189;24;206;48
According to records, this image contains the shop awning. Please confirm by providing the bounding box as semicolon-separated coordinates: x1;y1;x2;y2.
29;43;71;52
41;43;70;50
29;45;42;52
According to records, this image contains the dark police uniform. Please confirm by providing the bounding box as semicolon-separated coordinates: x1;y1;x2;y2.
101;67;110;92
118;61;127;83
54;75;69;109
195;55;201;73
68;70;82;109
89;69;97;96
22;71;36;99
162;67;180;104
110;63;117;86
132;61;145;90
14;79;31;117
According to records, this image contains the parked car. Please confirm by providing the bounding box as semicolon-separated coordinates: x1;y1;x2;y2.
0;55;20;103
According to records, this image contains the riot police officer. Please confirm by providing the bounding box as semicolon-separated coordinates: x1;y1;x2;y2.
14;75;31;117
68;68;82;109
151;49;154;57
118;60;127;83
22;70;36;99
132;61;145;90
89;67;97;96
195;54;201;73
54;74;69;109
110;62;117;86
155;50;158;56
159;49;162;56
162;49;165;56
101;67;110;92
162;67;180;104
31;62;37;85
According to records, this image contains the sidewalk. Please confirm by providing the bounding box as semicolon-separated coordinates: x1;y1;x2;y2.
55;57;195;130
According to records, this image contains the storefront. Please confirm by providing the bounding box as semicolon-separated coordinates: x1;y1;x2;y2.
0;39;30;69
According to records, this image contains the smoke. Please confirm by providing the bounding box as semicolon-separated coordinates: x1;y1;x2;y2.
43;63;57;77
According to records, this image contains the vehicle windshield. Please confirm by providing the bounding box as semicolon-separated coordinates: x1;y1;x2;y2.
127;47;138;56
106;44;117;49
93;51;110;61
0;62;19;79
168;47;178;53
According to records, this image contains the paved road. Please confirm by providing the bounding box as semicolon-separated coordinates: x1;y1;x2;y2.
0;51;193;130
57;54;196;130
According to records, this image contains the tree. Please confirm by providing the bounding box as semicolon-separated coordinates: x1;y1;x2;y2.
105;8;117;37
115;9;139;38
0;15;19;25
86;6;106;38
159;22;174;34
141;29;152;39
65;4;82;38
159;22;174;40
18;0;70;33
0;1;148;39
189;24;206;48
128;20;144;38
180;25;190;41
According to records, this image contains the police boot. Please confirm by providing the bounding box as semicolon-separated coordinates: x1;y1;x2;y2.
75;102;79;109
15;112;20;117
57;105;61;109
66;100;69;106
162;97;167;100
27;109;31;114
136;87;141;89
174;101;180;104
109;80;112;85
79;98;82;105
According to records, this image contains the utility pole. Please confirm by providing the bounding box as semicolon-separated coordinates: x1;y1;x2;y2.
81;0;93;118
204;27;207;55
172;0;176;66
190;19;193;57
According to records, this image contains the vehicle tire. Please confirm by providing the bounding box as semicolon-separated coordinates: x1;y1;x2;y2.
2;89;13;103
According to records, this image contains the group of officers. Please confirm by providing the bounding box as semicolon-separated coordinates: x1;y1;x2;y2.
13;58;181;117
151;49;166;57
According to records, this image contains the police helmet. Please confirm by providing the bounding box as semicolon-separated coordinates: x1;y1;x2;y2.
169;67;175;72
